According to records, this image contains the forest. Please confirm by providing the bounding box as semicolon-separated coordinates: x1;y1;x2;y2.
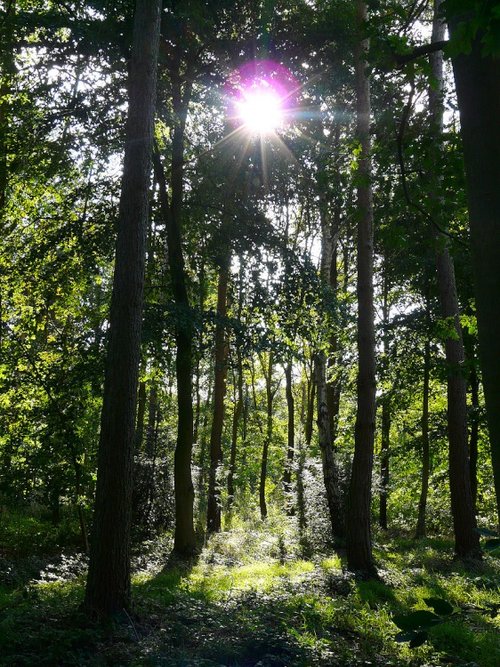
0;0;499;665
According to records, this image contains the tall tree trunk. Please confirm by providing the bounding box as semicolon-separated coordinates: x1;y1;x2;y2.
379;399;390;531
84;0;161;616
447;9;500;529
134;380;147;452
196;376;212;521
304;367;315;448
379;269;390;531
315;353;345;541
346;0;377;576
193;260;206;445
415;332;431;539
227;352;243;510
469;360;479;512
326;245;342;440
259;353;274;520
283;362;295;506
206;261;230;533
153;63;196;554
145;384;158;458
430;0;480;559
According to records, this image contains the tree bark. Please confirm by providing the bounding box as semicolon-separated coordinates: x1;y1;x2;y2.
430;0;480;559
447;8;500;529
468;360;479;511
134;380;147;452
415;323;431;539
379;399;390;531
206;262;230;533
145;383;158;458
283;362;295;505
259;352;274;520
315;353;345;541
193;260;206;445
153;69;196;555
304;367;315;448
227;351;243;510
379;270;390;531
346;0;377;576
84;0;161;616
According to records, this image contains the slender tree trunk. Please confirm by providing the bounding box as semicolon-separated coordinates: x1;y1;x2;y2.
296;436;307;537
153;72;196;554
259;353;274;520
436;250;479;556
326;246;342;440
193;260;206;445
315;353;345;541
379;270;390;531
145;384;158;458
469;360;479;511
283;362;295;506
84;0;161;616
346;0;377;576
206;262;230;533
227;353;243;510
305;369;315;448
134;381;147;452
196;377;212;516
415;335;431;539
447;7;500;529
430;0;480;559
379;399;390;531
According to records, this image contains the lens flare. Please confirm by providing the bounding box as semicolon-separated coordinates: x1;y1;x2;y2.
236;86;284;134
227;60;297;137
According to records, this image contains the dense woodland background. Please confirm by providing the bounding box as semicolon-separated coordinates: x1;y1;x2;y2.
1;1;500;665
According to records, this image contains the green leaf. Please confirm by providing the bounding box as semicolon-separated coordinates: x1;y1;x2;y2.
393;610;441;631
395;630;416;643
409;631;429;648
424;597;454;616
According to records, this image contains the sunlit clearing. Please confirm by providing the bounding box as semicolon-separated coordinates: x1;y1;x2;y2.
236;88;284;135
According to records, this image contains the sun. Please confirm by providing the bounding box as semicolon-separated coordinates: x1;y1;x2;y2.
236;87;284;135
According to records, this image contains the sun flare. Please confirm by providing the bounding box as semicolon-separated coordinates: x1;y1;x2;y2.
236;88;284;135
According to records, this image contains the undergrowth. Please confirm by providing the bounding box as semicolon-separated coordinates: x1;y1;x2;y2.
0;510;499;666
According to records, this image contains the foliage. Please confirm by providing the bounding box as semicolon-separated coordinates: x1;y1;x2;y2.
1;518;499;666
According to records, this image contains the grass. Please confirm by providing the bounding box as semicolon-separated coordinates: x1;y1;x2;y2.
0;513;499;666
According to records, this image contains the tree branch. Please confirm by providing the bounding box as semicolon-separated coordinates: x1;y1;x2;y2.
395;40;448;67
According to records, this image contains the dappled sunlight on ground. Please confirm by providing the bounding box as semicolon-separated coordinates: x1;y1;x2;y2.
1;520;499;666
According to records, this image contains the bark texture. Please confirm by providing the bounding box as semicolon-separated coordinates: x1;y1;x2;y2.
84;0;161;616
134;381;147;452
415;337;431;539
448;8;500;528
346;0;377;575
206;263;229;533
430;0;480;558
153;64;196;554
379;270;390;531
283;362;295;502
315;353;345;541
259;353;274;520
227;354;243;510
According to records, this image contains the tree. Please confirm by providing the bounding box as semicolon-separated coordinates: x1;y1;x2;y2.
446;1;500;528
429;0;480;559
346;0;377;576
206;258;230;533
84;0;161;616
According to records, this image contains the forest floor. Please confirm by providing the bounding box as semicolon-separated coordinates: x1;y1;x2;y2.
0;510;499;666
